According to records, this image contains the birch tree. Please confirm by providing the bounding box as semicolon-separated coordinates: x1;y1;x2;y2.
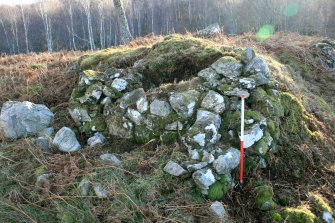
113;0;133;44
20;4;30;53
64;0;77;50
0;19;12;53
37;0;53;53
98;0;106;49
78;0;95;50
9;8;20;53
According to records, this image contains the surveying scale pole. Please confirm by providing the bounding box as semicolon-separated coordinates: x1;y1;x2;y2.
239;94;246;184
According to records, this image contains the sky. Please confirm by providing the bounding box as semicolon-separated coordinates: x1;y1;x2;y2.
0;0;37;6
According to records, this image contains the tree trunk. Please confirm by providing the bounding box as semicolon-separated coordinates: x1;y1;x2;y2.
113;0;133;44
20;4;29;53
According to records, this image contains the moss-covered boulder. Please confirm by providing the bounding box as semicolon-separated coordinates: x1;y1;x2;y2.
254;183;277;211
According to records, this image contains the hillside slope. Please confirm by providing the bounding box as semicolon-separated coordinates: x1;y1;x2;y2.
0;33;334;223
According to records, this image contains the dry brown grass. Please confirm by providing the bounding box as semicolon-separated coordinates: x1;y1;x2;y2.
0;51;85;107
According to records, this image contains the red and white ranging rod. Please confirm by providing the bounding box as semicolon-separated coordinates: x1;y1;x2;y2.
239;94;246;184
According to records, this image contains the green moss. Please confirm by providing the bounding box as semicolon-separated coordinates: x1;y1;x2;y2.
143;34;222;85
255;184;277;211
70;88;85;99
272;213;283;222
84;69;100;79
79;47;149;70
249;87;268;104
207;175;228;201
245;110;266;123
217;82;238;94
252;139;269;156
27;84;44;96
134;125;155;144
282;208;316;223
30;63;46;69
280;92;322;141
244;156;258;173
309;194;333;214
267;119;280;141
160;131;178;145
83;115;106;134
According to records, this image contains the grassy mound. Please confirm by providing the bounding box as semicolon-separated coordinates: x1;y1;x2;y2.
0;33;334;222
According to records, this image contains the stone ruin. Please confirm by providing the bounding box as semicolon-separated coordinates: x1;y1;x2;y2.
68;47;283;199
312;39;335;72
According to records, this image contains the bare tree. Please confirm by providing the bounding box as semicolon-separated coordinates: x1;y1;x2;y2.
64;0;77;50
78;0;95;50
9;8;20;53
37;0;53;53
113;0;132;44
0;19;12;53
20;3;30;53
98;0;106;49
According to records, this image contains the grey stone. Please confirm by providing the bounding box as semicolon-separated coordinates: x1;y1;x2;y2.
314;40;335;72
165;121;183;131
68;107;91;126
241;48;256;64
202;151;215;164
133;59;143;68
209;201;226;218
101;97;112;105
0;101;54;139
150;99;172;117
197;68;220;88
223;88;250;98
33;136;50;151
126;108;143;125
213;148;240;174
53;127;81;152
182;110;221;149
78;177;91;196
81;83;103;103
192;169;216;190
201;90;225;114
244;57;270;86
228;130;235;140
196;23;221;37
111;78;128;92
211;57;243;80
245;119;254;125
187;162;208;172
164;161;187;176
323;211;334;223
119;88;147;110
100;153;121;166
243;124;263;148
189;149;200;160
239;78;256;89
136;97;149;113
78;70;104;88
194;110;221;129
36;173;53;187
169;90;200;118
110;72;121;79
87;133;105;147
93;183;108;198
107;115;134;139
258;158;267;169
102;86;119;98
